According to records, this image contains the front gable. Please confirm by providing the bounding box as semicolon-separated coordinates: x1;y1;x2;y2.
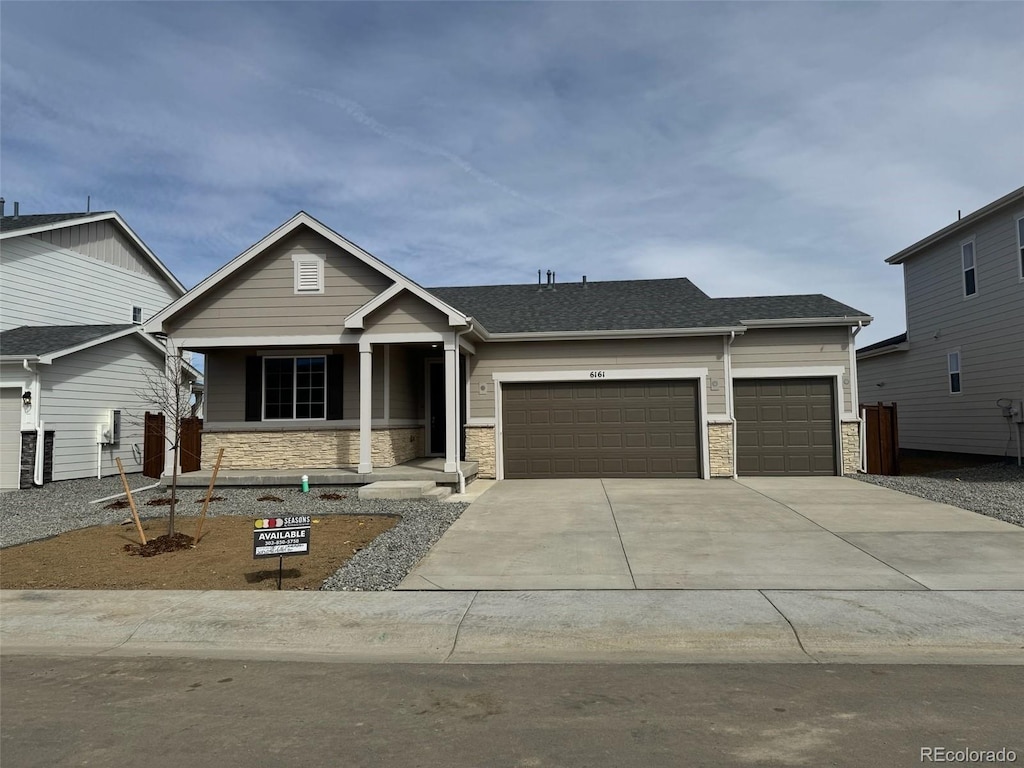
151;212;469;344
164;226;395;339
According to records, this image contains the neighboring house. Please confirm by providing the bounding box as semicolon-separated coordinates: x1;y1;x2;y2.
145;212;871;482
857;186;1024;460
0;209;191;489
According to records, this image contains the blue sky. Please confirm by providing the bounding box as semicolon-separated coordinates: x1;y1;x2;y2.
2;1;1021;346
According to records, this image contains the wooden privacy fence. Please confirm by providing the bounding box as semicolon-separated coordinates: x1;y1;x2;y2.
861;402;899;475
180;417;203;473
142;413;203;477
143;412;165;478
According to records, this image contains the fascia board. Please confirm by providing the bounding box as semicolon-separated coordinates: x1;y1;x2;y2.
856;343;910;360
742;316;874;328
483;326;747;342
344;283;404;329
1;212;186;295
37;326;141;363
885;186;1024;265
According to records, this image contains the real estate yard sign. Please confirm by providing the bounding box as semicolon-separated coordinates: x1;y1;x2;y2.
253;516;311;558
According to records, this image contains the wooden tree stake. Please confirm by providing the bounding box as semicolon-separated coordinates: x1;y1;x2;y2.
115;457;147;546
194;448;224;545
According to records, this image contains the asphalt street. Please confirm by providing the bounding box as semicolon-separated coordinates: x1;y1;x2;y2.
2;656;1020;768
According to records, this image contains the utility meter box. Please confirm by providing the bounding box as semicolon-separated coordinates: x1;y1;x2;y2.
98;409;121;444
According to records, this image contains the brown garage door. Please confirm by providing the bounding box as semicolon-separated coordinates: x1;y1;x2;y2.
502;380;701;479
734;378;837;476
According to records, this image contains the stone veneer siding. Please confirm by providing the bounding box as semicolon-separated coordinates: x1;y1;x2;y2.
202;427;424;470
464;425;496;479
841;421;861;475
707;422;734;477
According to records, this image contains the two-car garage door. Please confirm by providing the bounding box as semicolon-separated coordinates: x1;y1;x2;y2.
502;380;701;479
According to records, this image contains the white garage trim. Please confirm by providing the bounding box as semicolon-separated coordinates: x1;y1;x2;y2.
492;367;711;481
730;368;845;476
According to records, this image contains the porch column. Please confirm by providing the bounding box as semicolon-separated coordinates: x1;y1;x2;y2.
358;340;373;474
444;335;460;473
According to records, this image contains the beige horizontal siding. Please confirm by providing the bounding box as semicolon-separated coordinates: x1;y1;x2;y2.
165;228;394;337
364;290;452;334
731;327;852;410
469;336;727;420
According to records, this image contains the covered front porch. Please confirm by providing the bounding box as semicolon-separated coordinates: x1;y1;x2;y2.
175;456;479;487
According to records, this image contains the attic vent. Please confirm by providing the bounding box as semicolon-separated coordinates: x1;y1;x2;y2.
292;254;325;294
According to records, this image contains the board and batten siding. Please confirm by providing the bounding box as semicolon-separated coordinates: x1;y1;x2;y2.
468;336;727;421
730;327;853;415
0;235;181;331
164;229;394;339
30;220;160;279
858;205;1024;455
39;335;166;481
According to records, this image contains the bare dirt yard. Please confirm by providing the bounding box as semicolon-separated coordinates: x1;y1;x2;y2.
0;513;398;591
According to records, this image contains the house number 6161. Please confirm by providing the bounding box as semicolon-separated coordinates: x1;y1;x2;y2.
589;371;607;378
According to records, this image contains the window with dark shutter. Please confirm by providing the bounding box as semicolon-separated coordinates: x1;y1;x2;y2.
245;356;262;421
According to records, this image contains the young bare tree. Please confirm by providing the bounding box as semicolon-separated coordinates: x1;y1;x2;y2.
132;340;194;537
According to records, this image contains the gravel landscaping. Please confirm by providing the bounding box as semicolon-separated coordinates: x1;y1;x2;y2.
0;475;468;590
854;462;1024;528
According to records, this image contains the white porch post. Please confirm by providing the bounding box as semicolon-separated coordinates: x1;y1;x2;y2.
358;339;373;474
444;334;460;473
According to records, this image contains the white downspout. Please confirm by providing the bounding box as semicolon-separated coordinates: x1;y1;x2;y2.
23;359;44;486
454;321;475;494
851;322;865;473
725;331;738;479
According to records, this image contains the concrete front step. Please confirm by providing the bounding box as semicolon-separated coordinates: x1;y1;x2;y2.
358;480;443;501
423;486;452;501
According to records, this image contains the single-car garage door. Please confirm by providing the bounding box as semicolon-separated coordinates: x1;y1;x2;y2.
502;380;701;479
734;378;837;476
1;389;22;490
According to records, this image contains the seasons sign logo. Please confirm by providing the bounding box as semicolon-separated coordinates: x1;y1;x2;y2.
253;516;311;558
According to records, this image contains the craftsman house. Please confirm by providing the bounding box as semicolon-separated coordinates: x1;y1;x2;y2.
143;212;870;483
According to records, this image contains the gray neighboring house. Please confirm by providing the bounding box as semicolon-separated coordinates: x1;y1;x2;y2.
857;186;1024;460
145;211;871;481
0;209;192;489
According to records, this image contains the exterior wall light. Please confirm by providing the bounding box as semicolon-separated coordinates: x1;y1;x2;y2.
21;390;32;407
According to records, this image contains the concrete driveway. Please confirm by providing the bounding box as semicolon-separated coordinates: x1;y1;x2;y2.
398;477;1024;590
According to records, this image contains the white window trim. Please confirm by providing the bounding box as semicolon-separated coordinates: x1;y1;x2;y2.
291;253;325;295
262;355;327;421
947;349;962;395
1016;214;1024;282
961;237;977;299
131;304;143;324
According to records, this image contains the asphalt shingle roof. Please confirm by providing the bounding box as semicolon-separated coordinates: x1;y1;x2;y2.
0;213;111;233
857;332;907;355
428;278;869;334
0;325;134;356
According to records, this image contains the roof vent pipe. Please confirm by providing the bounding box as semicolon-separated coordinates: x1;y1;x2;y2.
546;269;552;287
552;270;556;285
13;201;19;218
0;198;5;216
582;275;587;287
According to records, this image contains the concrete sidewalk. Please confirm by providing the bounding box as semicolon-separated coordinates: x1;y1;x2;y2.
3;589;1022;665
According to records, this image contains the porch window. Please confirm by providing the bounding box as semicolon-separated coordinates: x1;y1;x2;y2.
264;356;326;419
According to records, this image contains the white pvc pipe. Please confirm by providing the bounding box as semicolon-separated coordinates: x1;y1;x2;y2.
89;482;161;505
34;420;44;486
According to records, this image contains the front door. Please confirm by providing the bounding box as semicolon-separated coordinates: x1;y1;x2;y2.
428;360;445;455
